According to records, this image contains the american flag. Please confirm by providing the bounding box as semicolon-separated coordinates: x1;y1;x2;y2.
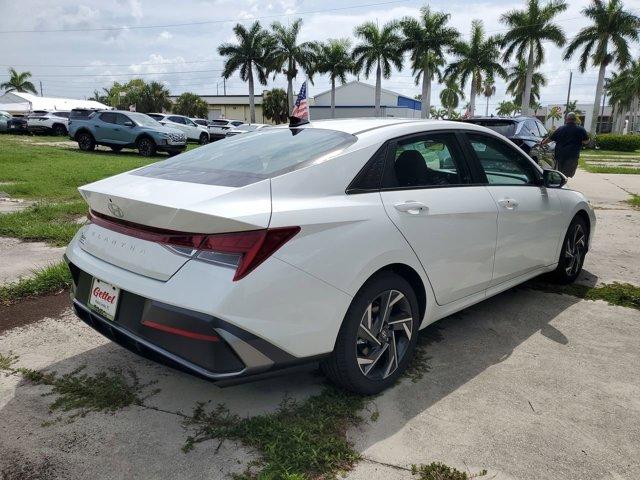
291;81;309;120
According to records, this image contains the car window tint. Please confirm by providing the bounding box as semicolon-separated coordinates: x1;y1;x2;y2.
99;112;117;124
210;120;227;126
115;113;131;125
55;112;70;118
168;116;185;124
466;133;537;185
147;114;164;120
386;132;468;188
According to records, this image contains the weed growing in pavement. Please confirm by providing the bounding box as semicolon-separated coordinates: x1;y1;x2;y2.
411;462;488;480
0;355;159;423
405;324;442;383
182;386;366;479
0;262;72;305
626;194;640;209
533;281;640;310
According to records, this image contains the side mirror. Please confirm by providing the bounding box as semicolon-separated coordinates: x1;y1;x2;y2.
543;169;567;188
124;121;135;127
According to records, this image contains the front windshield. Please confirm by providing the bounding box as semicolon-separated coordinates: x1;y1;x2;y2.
128;112;162;127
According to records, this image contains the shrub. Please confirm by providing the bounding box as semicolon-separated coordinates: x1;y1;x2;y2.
595;134;640;152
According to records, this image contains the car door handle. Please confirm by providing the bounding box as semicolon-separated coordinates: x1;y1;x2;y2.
394;201;428;214
497;198;519;209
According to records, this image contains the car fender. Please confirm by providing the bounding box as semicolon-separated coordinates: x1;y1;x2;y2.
553;188;596;260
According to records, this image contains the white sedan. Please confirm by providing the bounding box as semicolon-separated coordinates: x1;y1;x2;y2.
147;113;210;144
65;118;595;394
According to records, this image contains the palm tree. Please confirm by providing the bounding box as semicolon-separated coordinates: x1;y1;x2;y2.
352;21;404;117
315;39;354;118
400;7;459;118
481;79;496;116
143;81;172;113
563;0;640;135
270;19;317;113
505;59;547;107
501;0;567;116
439;78;465;119
1;68;37;94
262;88;289;124
497;100;516;116
445;20;506;117
607;60;640;133
219;22;273;123
547;105;563;127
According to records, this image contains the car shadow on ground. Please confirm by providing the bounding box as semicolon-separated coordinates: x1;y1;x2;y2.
0;275;589;477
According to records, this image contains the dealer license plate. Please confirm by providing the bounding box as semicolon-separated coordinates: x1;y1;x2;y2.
88;277;120;321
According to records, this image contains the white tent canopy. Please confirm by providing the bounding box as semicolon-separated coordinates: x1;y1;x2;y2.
0;91;110;114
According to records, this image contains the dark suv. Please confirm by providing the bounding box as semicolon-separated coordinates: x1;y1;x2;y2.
464;116;555;169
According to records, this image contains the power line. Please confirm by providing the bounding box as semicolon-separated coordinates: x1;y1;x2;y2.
0;0;418;34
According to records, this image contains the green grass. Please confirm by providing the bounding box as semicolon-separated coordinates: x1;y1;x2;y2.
534;282;640;310
0;353;160;423
579;158;640;174
627;194;640;209
0;201;87;245
411;463;487;480
581;149;640;159
0;262;72;305
183;386;366;479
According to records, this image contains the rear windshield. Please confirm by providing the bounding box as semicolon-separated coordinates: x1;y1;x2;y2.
469;121;516;137
134;128;356;187
70;109;97;119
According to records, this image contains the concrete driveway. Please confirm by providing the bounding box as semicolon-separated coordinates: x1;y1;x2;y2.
1;169;638;480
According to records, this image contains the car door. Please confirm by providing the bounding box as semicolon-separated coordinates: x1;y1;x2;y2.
96;112;117;142
182;117;201;140
166;116;190;137
462;131;565;286
379;131;498;305
113;113;137;144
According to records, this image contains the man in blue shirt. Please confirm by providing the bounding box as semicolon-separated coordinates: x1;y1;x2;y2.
541;112;590;177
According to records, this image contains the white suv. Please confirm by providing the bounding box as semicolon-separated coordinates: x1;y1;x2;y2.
148;113;210;144
208;119;245;140
27;110;70;135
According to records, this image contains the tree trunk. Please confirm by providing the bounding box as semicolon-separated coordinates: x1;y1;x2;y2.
421;65;430;119
590;60;607;136
375;60;381;117
447;106;453;119
248;65;256;123
331;77;336;119
469;73;477;117
287;59;294;114
485;95;490;116
521;42;535;116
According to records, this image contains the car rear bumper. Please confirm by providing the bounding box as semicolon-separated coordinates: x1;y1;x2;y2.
67;259;328;382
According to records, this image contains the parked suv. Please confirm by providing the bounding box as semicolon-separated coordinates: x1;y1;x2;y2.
27;110;70;135
148;113;209;144
0;111;11;132
68;110;187;157
464;116;555;168
208;119;245;140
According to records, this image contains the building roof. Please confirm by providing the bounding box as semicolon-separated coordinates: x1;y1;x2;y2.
0;91;110;113
168;94;263;105
312;81;414;101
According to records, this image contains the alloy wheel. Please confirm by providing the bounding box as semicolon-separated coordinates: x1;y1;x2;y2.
564;223;586;276
356;289;414;380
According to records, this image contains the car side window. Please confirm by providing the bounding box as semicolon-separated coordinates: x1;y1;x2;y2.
466;133;538;186
99;112;116;124
115;113;132;126
168;116;185;124
384;132;469;189
524;120;539;136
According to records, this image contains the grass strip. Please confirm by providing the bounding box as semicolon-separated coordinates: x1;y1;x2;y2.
580;159;640;174
0;262;71;305
533;281;640;310
0;201;86;245
626;194;640;209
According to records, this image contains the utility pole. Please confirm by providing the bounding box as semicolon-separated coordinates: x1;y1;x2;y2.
39;81;43;96
599;87;607;133
564;70;572;117
223;78;226;96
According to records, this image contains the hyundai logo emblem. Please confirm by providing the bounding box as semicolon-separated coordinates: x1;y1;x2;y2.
107;201;124;218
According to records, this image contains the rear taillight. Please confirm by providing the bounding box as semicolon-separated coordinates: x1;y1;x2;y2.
87;210;299;281
197;227;300;281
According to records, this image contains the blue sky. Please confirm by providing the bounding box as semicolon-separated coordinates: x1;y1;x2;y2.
1;0;639;113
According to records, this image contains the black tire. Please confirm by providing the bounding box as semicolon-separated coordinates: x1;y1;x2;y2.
551;215;588;284
322;272;420;395
137;136;156;157
52;124;67;136
77;132;95;152
199;132;210;145
110;146;123;153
